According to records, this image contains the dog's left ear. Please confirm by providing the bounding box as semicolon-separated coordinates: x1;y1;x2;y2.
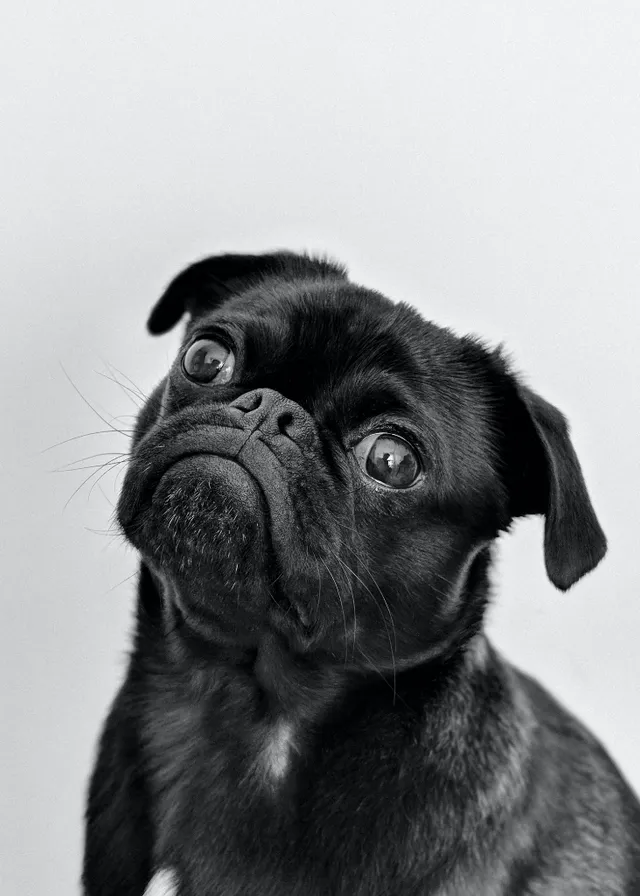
503;383;607;591
147;252;347;334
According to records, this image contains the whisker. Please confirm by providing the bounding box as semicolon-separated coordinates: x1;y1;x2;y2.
356;644;409;710
62;457;128;511
85;526;121;537
96;370;144;408
63;466;109;512
104;571;138;595
325;547;358;659
102;361;148;403
59;364;133;438
353;549;397;651
54;452;127;472
331;546;397;703
319;556;349;667
41;429;133;454
55;457;128;475
314;558;322;624
100;484;121;514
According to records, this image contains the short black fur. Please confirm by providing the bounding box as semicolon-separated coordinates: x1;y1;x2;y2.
84;252;638;896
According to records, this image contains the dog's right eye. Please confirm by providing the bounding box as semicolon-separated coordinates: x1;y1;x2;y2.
182;338;235;384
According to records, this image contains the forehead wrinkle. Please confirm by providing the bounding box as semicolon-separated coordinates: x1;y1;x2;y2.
218;305;439;432
196;284;422;375
240;307;416;392
194;291;494;442
327;367;417;427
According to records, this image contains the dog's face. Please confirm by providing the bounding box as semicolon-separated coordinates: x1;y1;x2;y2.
117;253;606;670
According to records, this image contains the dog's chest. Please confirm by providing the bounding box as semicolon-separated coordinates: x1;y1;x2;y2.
142;677;426;896
143;675;312;872
145;689;298;819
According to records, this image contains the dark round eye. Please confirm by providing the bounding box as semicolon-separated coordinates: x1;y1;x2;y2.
354;433;421;489
182;338;235;384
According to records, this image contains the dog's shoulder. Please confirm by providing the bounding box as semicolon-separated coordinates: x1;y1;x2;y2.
503;661;640;893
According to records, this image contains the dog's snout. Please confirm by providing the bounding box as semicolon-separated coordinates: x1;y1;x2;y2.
230;390;265;415
276;410;295;437
230;389;313;442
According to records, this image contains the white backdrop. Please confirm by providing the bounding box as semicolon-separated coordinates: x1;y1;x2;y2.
1;3;639;893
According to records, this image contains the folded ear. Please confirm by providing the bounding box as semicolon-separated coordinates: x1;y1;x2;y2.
504;383;607;590
147;251;347;335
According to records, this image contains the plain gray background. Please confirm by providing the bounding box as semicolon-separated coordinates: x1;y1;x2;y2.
1;2;639;893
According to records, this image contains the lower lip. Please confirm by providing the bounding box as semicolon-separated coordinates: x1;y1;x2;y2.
152;453;264;514
155;452;238;491
162;452;217;473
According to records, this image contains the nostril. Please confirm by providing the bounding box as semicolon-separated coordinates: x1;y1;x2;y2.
277;411;295;436
231;391;263;414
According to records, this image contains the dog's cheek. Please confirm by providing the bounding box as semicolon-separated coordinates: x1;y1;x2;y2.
354;519;481;663
250;456;355;604
131;381;168;447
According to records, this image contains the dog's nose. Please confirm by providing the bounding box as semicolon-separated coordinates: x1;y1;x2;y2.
229;388;313;441
230;390;269;416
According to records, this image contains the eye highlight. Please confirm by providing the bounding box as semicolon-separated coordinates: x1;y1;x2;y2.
182;338;235;385
354;433;421;489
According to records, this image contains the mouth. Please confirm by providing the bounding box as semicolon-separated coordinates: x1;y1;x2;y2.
148;448;266;522
153;451;234;495
135;450;318;648
116;418;348;648
144;449;266;531
129;429;251;518
118;432;268;563
118;424;301;547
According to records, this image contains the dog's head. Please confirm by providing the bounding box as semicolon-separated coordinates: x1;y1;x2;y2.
117;252;606;668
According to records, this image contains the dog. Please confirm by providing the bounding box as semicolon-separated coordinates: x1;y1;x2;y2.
83;252;640;895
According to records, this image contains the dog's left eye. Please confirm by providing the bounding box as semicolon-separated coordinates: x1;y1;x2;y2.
182;338;235;385
353;433;421;489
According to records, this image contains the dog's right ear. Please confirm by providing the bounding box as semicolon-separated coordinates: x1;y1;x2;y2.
147;252;347;335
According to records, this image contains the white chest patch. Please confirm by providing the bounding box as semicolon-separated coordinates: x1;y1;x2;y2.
143;868;179;896
262;719;296;782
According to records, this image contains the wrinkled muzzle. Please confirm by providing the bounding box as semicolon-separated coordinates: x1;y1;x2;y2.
117;388;353;640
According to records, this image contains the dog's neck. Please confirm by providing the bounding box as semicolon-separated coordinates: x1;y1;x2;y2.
131;563;538;893
134;562;495;793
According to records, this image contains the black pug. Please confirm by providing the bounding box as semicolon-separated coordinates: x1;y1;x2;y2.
84;252;640;896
